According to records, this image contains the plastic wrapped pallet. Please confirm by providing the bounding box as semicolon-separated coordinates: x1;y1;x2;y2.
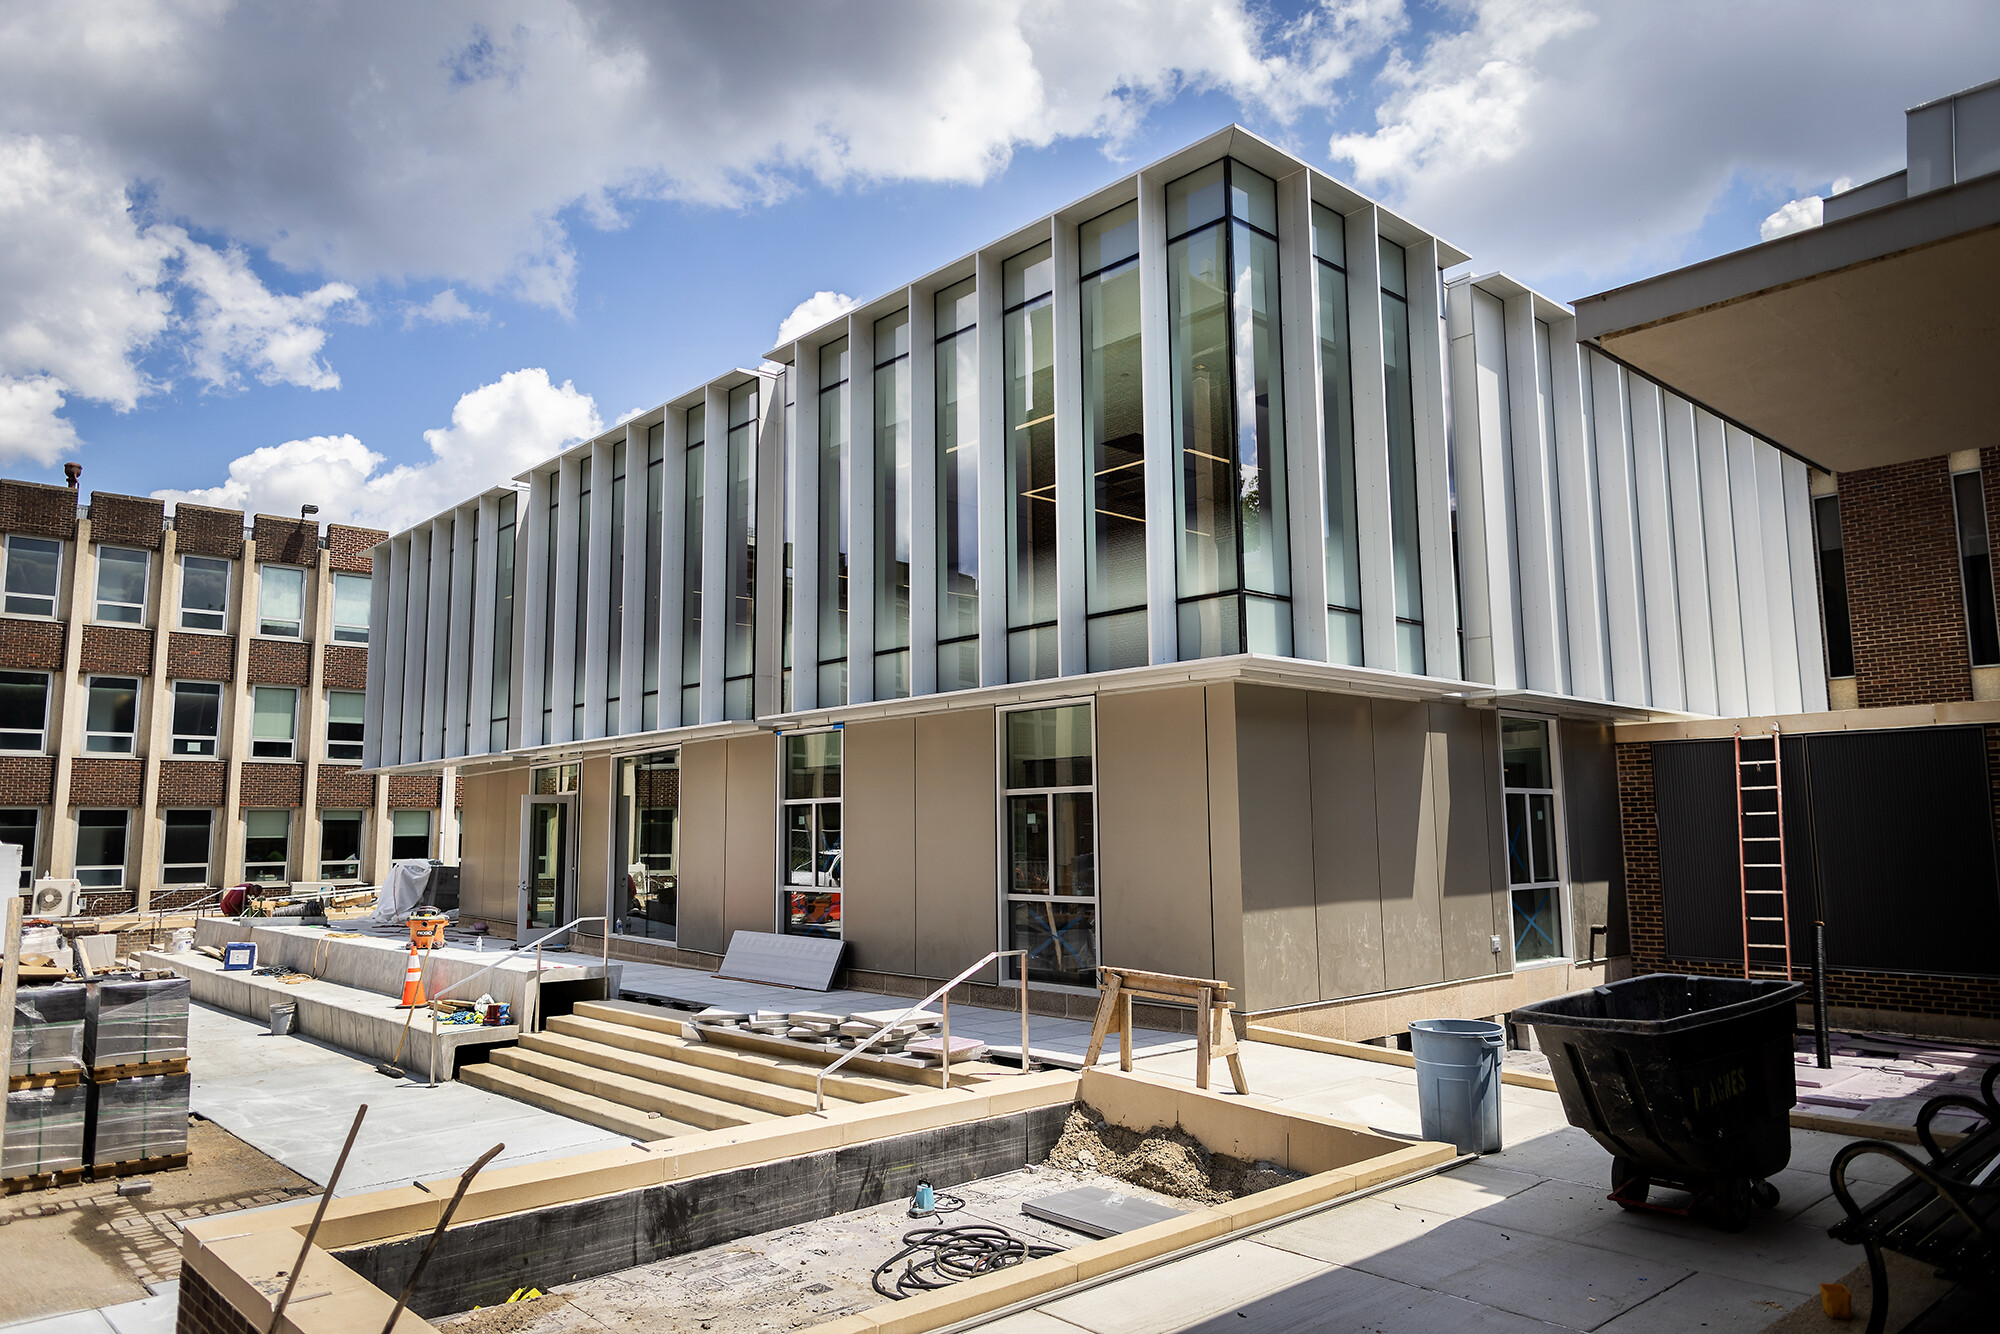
9;982;86;1077
2;1083;87;1178
85;976;190;1069
86;1073;190;1168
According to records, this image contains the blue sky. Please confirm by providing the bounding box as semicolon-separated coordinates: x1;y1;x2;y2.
4;1;1996;532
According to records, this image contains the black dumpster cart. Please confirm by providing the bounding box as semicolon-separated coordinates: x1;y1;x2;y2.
1511;973;1804;1230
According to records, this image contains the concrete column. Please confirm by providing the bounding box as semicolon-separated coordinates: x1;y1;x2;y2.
378;537;408;765
361;539;391;767
136;527;180;907
47;516;92;881
438;764;460;863
221;539;259;886
366;759;391;886
298;540;329;883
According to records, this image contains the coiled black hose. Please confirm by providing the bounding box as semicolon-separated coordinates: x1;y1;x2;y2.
872;1224;1063;1300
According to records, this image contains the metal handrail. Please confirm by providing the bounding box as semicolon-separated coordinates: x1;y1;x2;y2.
425;915;610;1085
812;950;1029;1111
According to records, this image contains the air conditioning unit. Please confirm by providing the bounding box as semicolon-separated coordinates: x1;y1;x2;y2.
30;878;81;918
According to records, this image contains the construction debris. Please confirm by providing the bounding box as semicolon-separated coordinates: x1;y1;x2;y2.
1042;1104;1301;1206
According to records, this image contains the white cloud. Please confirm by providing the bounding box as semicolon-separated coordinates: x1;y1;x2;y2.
0;375;80;465
775;291;859;348
177;242;361;391
401;289;488;329
1759;194;1823;241
155;367;600;532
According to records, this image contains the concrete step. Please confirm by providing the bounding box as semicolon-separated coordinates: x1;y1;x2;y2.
489;1047;776;1130
460;1061;698;1140
571;999;954;1091
520;1031;831;1116
547;1013;910;1103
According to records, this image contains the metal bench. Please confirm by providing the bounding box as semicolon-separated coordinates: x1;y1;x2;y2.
1828;1062;2000;1333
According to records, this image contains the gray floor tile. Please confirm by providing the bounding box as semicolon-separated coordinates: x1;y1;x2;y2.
1035;1240;1329;1334
1174;1263;1572;1334
1592;1271;1807;1333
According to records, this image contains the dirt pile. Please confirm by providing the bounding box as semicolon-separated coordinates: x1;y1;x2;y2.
1042;1104;1302;1206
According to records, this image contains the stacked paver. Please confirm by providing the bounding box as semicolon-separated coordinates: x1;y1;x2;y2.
4;982;88;1184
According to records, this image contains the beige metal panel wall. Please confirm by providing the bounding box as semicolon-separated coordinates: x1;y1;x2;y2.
1202;683;1246;996
1306;693;1384;997
677;738;730;954
1431;703;1505;982
914;708;998;981
1229;686;1320;1011
456;766;527;926
722;733;777;940
1372;699;1445;991
1558;718;1626;957
1096;686;1214;985
843;718;918;976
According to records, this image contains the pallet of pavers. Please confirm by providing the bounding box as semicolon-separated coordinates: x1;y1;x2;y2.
5;982;88;1194
84;975;192;1180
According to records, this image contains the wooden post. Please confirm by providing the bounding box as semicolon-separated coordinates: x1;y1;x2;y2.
1083;967;1123;1068
1194;986;1213;1090
1116;990;1133;1072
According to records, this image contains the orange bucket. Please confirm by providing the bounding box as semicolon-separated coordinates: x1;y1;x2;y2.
408;914;447;949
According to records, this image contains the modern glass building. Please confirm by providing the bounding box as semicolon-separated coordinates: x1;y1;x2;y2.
367;127;1826;1024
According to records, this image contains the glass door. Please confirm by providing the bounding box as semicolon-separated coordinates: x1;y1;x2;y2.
518;795;574;936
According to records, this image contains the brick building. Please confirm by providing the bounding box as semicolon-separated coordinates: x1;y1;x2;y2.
0;475;447;912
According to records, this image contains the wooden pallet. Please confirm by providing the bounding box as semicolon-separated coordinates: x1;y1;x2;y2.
88;1152;189;1181
87;1057;189;1084
0;1166;85;1196
7;1068;83;1092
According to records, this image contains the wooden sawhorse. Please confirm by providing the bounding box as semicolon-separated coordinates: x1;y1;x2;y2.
1082;967;1249;1094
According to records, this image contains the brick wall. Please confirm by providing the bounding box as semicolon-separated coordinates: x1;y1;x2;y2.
166;634;233;681
323;644;367;689
239;763;304;808
317;767;375;808
159;760;226;808
0;756;55;805
250;515;317;566
326;524;384;574
79;625;153;675
0;618;65;671
171;504;244;559
0;479;77;538
174;1263;260;1334
245;638;309;686
70;758;143;807
386;774;441;809
87;493;164;549
1839;455;1972;707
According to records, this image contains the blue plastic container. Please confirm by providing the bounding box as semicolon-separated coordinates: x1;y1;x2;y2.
1409;1018;1504;1154
221;941;257;971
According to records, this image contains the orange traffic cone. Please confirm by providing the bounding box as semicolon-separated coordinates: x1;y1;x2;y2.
397;943;427;1008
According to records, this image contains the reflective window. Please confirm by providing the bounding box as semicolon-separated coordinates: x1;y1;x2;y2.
935;279;981;691
1004;241;1059;682
781;369;796;711
244;809;289;882
1003;704;1097;986
541;475;557;736
682;407;706;721
258;565;305;638
781;731;842;938
179;555;229;632
1502;717;1563;963
162;809;212;886
818;340;850;705
326;689;365;762
250;686;296;759
0;671;50;751
607;440;626;711
75;809;128;889
1080;200;1148;671
319;810;362;880
874;309;913;699
643;423;665;728
724;381;759;719
1815;494;1854;679
84;676;138;753
616;750;679;941
1167;160;1291;662
170;681;220;756
1952;471;2000;666
532;762;580;794
1381;236;1425;673
0;808;39;880
573;455;591;736
332;572;370;643
1314;204;1361;664
3;535;60;617
95;547;148;624
490;491;516;751
391;809;432;861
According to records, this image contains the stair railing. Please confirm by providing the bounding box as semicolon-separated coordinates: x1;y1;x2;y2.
424;915;610;1085
811;950;1030;1112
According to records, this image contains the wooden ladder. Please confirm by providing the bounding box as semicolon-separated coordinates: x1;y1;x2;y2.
1735;724;1794;980
1083;967;1249;1094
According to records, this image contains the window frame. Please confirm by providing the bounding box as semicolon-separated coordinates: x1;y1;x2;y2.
83;674;140;754
3;534;63;619
178;554;232;633
0;669;51;752
243;808;291;883
995;698;1101;991
777;727;843;939
614;748;681;943
94;545;150;624
330;572;371;644
319;808;363;882
74;808;130;890
1949;470;2000;668
161;808;214;886
0;807;40;880
170;680;223;756
325;688;365;763
390;809;433;862
257;564;307;639
250;685;298;759
1499;712;1570;968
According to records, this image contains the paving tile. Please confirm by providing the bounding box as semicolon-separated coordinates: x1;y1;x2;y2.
1034;1239;1328;1334
1434;1232;1692;1331
1373;1161;1546;1218
1479;1125;1619;1188
975;1313;1096;1333
1170;1262;1571;1334
0;1312;116;1333
1258;1195;1464;1269
1591;1271;1804;1333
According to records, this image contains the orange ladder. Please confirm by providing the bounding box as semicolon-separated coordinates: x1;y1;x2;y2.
1734;724;1794;979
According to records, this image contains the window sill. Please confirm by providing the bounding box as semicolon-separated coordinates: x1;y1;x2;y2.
1512;956;1574;972
174;626;231;637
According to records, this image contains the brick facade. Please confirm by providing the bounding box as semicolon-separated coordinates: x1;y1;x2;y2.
0;479;78;538
245;637;309;686
322;644;367;690
239;762;304;809
86;492;165;549
174;1264;260;1334
0;756;55;805
79;624;153;676
326;523;384;574
171;503;244;559
1839;455;1973;708
158;760;227;808
317;767;375;808
386;774;441;809
0;618;65;671
250;514;317;566
166;633;233;681
69;757;143;807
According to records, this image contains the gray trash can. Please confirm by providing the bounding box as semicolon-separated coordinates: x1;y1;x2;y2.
1409;1018;1504;1154
268;1002;297;1037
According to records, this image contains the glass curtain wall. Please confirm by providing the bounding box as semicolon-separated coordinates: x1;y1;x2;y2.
1502;717;1563;962
723;381;759;719
781;371;796;711
1952;470;2000;666
616;750;680;940
540;478;557;738
1166;159;1291;660
606;441;626;715
681;407;706;723
1079;202;1148;671
1814;495;1854;679
1002;704;1097;986
781;730;842;938
1004;243;1059;681
874;310;913;699
490;491;516;751
643;423;664;729
1380;238;1426;673
572;456;591;736
1313;205;1362;664
818;340;851;704
935;279;981;690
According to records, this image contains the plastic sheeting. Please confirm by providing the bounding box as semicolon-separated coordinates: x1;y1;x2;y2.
2;1084;86;1177
9;982;86;1077
87;1073;189;1167
365;860;434;925
86;976;190;1069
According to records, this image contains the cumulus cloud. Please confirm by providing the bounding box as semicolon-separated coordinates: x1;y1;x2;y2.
775;291;859;348
401;289;487;329
0;375;80;465
155;367;600;532
1759;195;1823;241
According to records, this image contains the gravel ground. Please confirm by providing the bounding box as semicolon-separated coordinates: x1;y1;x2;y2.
1043;1103;1301;1206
